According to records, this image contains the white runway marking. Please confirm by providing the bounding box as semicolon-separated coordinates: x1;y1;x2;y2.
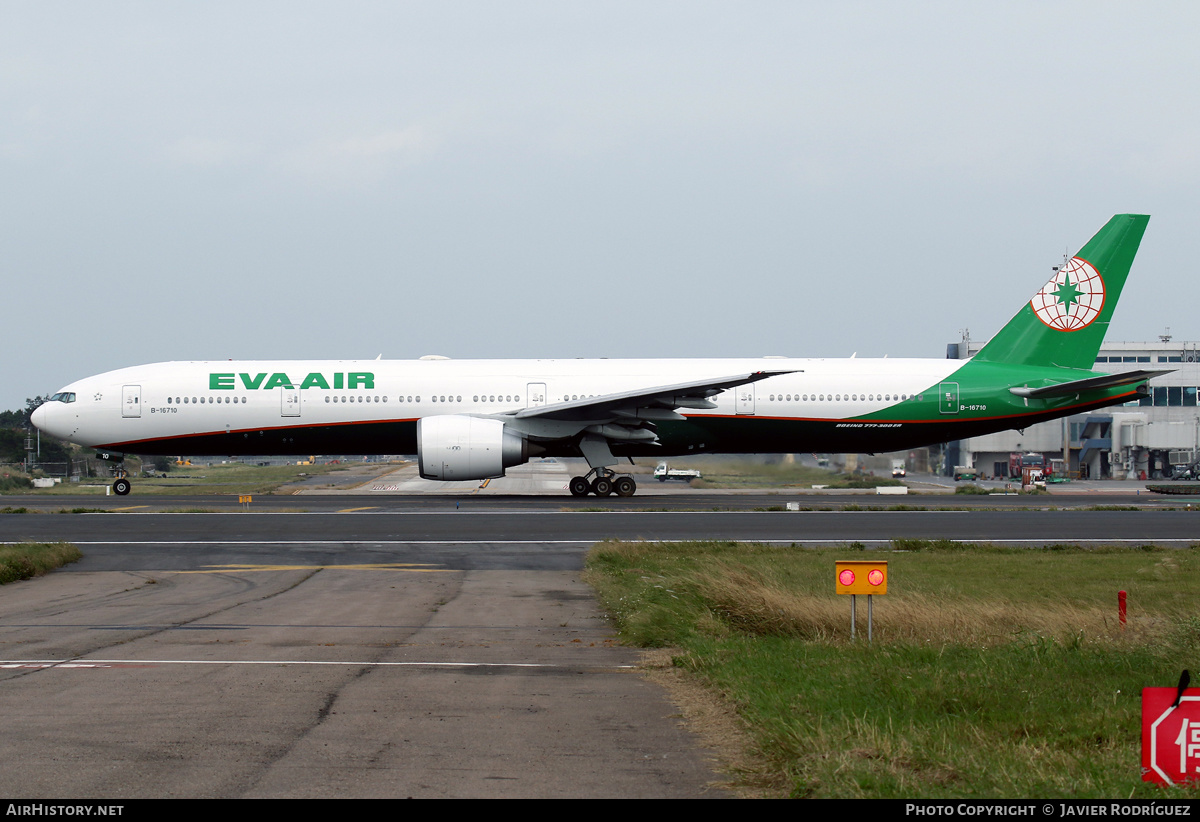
2;540;595;546
4;538;1198;546
1;659;635;670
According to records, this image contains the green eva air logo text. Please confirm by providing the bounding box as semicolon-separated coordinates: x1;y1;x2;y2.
208;372;375;390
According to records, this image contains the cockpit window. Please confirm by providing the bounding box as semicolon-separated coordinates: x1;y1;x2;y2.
48;392;76;403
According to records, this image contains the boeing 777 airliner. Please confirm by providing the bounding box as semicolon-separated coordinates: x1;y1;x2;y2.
32;214;1157;497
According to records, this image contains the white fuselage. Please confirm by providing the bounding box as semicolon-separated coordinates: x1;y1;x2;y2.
33;356;963;457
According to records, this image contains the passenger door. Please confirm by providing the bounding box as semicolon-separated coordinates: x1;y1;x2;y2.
122;385;141;418
527;383;547;409
736;384;755;415
939;382;960;415
281;387;301;417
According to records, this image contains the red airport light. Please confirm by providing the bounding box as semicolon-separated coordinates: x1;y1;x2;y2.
836;561;888;596
836;560;889;642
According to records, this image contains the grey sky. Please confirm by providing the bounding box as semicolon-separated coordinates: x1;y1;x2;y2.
4;2;1198;411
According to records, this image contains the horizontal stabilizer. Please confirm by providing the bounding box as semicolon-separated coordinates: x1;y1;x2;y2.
1008;369;1169;399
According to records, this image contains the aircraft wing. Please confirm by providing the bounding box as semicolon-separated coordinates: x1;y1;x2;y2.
512;370;794;422
1008;369;1170;399
493;370;795;459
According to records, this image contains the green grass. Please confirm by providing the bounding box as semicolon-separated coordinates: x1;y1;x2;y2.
585;540;1200;798
684;459;904;489
954;483;992;495
0;474;33;493
0;542;82;584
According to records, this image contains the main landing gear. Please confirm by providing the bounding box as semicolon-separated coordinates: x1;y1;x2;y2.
569;467;637;498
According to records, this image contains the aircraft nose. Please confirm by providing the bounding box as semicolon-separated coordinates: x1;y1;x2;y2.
30;400;68;439
30;402;49;430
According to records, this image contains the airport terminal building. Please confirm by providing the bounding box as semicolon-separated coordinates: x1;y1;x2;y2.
945;336;1200;480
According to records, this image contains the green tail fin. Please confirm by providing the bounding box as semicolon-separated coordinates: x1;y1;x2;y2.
973;214;1149;370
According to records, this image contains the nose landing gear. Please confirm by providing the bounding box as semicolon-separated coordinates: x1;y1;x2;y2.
95;451;132;496
111;462;132;496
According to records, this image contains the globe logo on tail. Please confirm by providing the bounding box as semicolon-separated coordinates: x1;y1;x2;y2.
1030;257;1105;331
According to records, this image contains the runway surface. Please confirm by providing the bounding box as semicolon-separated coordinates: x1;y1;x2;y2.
4;509;1200;555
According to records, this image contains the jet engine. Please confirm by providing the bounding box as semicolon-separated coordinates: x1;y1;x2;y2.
417;415;529;480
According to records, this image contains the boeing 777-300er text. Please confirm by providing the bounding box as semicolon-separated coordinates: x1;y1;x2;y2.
33;214;1159;497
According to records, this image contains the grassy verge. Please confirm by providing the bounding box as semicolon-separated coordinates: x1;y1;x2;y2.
18;461;366;495
0;542;83;584
684;459;903;489
585;540;1200;798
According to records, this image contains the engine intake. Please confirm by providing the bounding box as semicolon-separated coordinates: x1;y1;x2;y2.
417;415;529;480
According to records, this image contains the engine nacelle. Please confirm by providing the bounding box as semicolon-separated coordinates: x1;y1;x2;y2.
417;415;529;480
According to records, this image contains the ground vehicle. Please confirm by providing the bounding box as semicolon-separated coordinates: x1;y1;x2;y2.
1166;450;1200;480
891;459;906;478
1008;452;1051;481
653;462;702;482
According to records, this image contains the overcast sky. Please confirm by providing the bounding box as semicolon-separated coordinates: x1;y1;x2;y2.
4;2;1198;411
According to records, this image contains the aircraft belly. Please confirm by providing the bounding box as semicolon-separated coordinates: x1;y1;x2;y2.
97;420;420;456
90;393;1134;460
632;416;925;456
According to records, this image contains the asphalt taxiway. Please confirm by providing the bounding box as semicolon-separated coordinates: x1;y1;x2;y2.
0;528;724;798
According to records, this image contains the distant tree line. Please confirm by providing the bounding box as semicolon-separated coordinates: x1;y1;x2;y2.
0;396;45;429
0;396;70;465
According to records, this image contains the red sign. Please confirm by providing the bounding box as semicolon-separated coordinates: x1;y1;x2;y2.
1142;687;1200;786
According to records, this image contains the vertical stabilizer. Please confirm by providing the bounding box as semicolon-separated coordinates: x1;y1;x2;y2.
973;214;1149;370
